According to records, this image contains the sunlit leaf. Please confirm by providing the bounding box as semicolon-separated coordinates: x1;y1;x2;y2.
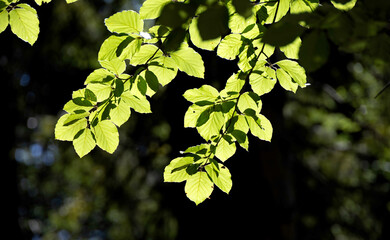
9;4;39;45
185;171;214;205
105;10;143;34
93;120;119;154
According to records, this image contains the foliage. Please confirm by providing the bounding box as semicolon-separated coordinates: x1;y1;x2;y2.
51;0;310;205
0;0;361;204
0;0;78;45
2;0;388;206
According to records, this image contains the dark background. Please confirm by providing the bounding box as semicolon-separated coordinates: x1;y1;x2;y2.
2;0;390;239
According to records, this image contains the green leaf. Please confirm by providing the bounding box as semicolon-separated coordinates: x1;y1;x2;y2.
279;36;301;60
99;58;126;75
276;59;307;87
217;34;243;60
196;107;225;141
245;113;273;142
205;163;232;194
98;35;141;61
73;128;96;158
0;10;8;34
55;114;88;141
170;45;205;78
184;104;208;128
93;120;119;154
228;10;257;34
122;91;152;114
229;115;250;150
215;135;236;162
109;98;131;127
9;4;39;45
249;69;277;96
189;16;221;51
85;68;115;84
185;171;214;205
139;0;171;20
276;68;298;93
238;92;261;114
264;0;290;24
330;0;357;11
138;70;160;97
63;111;90;126
290;0;319;14
149;56;177;86
130;44;162;66
104;10;143;34
164;157;194;182
66;0;78;3
86;83;112;102
183;85;219;104
221;72;246;97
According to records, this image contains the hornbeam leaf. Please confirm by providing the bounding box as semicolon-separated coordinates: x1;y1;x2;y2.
55;114;87;141
205;163;232;194
245;113;273;142
183;85;219;104
264;0;290;24
130;44;162;66
290;0;319;14
196;108;225;141
215;136;236;162
99;58;126;75
0;10;8;34
93;120;119;154
276;68;298;93
164;157;194;182
73;128;96;158
85;68;115;84
249;70;276;96
105;10;143;34
170;45;205;78
184;104;208;128
98;35;140;61
149;56;177;86
109;98;131;127
237;92;261;114
87;83;112;102
9;4;39;45
276;59;307;87
185;171;214;205
122;91;152;114
280;37;301;60
217;34;242;60
139;0;171;20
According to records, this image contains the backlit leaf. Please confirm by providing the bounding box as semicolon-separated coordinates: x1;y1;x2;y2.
93;120;119;154
105;10;143;34
170;45;205;78
185;171;214;205
9;4;39;45
73;128;96;158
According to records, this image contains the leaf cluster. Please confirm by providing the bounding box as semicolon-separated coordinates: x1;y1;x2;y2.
4;0;361;204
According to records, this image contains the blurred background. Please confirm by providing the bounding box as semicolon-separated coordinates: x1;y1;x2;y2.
1;0;390;239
